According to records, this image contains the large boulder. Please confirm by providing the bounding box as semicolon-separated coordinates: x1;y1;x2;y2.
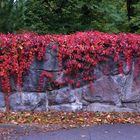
122;102;138;110
82;76;121;106
11;69;66;93
70;87;89;106
121;66;140;102
0;92;6;112
11;70;44;92
49;102;83;112
47;87;76;105
0;81;2;92
86;103;135;112
22;70;40;92
10;92;48;111
111;74;128;90
30;43;61;71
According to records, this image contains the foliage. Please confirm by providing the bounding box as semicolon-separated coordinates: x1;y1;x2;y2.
79;0;129;33
0;112;140;126
0;0;25;33
1;112;140;137
0;0;139;34
24;0;130;34
129;0;140;33
24;0;81;34
0;31;140;110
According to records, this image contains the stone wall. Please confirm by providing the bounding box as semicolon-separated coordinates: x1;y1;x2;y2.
1;45;140;112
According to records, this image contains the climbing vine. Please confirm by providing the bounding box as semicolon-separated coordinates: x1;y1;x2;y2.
0;31;140;110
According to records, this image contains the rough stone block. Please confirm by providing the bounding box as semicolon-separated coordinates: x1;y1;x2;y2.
0;92;6;112
47;87;76;105
121;67;140;102
82;76;121;106
48;102;83;112
10;92;48;111
30;44;61;71
86;103;135;112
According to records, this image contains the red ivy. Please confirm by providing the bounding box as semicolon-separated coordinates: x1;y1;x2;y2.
0;31;140;110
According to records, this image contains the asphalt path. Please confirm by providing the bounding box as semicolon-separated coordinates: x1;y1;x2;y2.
1;124;140;140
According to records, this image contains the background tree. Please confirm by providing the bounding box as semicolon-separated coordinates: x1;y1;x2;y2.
0;0;25;33
127;0;140;33
79;0;129;33
0;0;139;34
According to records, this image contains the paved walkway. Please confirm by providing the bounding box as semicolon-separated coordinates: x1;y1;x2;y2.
1;124;140;140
